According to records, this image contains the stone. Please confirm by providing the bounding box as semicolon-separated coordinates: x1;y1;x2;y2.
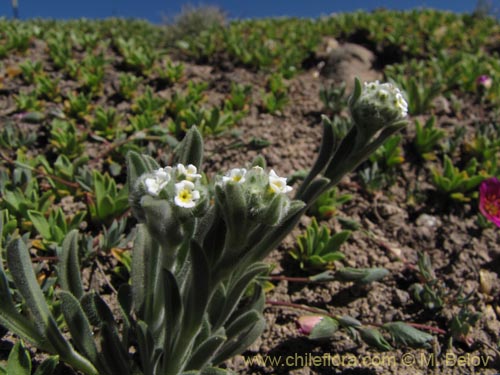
320;43;381;90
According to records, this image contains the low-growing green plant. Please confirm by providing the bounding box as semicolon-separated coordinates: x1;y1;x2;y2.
46;31;73;70
153;57;184;84
0;123;37;150
261;73;288;114
118;73;143;100
64;91;92;121
0;79;437;375
289;217;350;270
14;91;43;112
34;75;60;101
98;218;129;254
308;186;353;220
19;59;43;84
116;37;158;74
28;207;86;250
132;87;167;119
409;252;481;345
413;116;445;161
369;134;405;169
86;170;129;225
129;112;158;132
431;155;487;202
1;177;53;227
360;135;405;191
224;83;252;113
390;75;442;115
91;106;122;139
0;341;58;375
463;122;500;172
320;82;347;115
49;119;84;159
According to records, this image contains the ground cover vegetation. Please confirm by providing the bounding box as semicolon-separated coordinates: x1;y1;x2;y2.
0;7;500;375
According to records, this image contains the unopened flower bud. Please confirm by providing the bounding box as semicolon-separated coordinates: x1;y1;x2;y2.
297;315;324;335
350;80;408;135
476;75;492;91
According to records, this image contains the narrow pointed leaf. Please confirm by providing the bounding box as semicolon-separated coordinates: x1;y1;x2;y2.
58;291;98;364
383;322;434;348
359;328;393;351
309;316;339;340
176;126;203;170
59;230;83;299
186;330;227;370
7;341;31;375
33;356;58;375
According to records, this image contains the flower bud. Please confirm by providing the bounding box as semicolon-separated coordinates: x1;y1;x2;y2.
350;80;408;136
297;315;324;335
476;75;492;91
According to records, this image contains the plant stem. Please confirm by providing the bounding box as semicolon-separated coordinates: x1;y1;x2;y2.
266;299;447;335
266;275;311;283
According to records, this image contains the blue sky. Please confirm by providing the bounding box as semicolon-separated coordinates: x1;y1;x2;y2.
0;1;492;23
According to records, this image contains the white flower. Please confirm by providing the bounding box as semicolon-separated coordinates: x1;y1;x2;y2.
174;180;200;208
222;168;247;184
144;168;171;196
394;92;408;118
268;169;293;194
362;81;408;119
176;163;202;181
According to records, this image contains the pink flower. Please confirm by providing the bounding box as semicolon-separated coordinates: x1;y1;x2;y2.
297;315;324;335
476;75;492;90
479;177;500;228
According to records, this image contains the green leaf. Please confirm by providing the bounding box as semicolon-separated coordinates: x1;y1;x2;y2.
6;239;64;353
176;126;204;170
299;177;330;203
212;312;265;364
136;321;155;375
359;327;393;351
126;151;159;191
0;268;49;349
163;269;183;354
303;116;335;185
99;323;131;375
383;322;434;348
28;210;52;240
131;225;148;316
215;263;268;330
184;241;210;336
7;341;31;375
335;267;389;284
58;291;98;364
59;230;83;299
321;230;351;254
33;356;59;375
186;330;227;370
309;316;339;340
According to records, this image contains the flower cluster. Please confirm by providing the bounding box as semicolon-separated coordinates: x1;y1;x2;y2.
143;163;203;208
350;80;408;134
479;177;500;227
221;166;293;194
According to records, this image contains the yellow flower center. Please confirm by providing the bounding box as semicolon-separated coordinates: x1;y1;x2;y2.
485;194;500;216
179;189;192;202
